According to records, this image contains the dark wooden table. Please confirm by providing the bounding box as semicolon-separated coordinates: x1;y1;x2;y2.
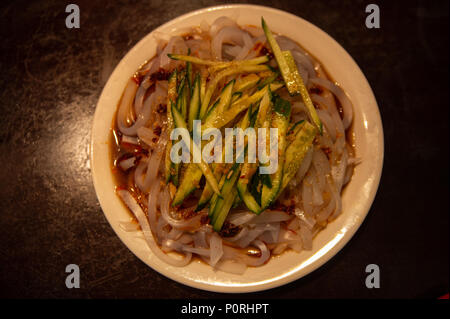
0;0;448;299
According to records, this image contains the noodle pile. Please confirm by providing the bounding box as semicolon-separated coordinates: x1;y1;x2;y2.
112;16;357;273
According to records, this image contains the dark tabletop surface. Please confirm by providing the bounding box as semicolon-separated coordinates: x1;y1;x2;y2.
0;0;448;299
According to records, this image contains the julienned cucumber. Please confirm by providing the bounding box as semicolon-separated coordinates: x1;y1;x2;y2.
236;89;273;214
202;79;235;122
199;64;270;119
196;155;225;211
262;18;322;134
171;72;191;185
260;96;291;209
287;120;305;136
196;163;222;211
203;107;251;215
261;18;298;95
212;189;238;232
234;73;260;92
202;84;272;132
209;109;251;228
171;103;221;196
165;70;178;183
236;161;261;214
210;162;241;231
281;121;317;191
176;76;188;119
186;61;193;89
195;80;235;209
257;71;279;90
282;50;322;134
188;73;201;132
172;163;202;206
168;54;269;69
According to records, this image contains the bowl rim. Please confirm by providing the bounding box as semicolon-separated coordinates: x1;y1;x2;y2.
90;4;384;293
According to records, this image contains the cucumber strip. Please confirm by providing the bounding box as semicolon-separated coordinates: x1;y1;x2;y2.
237;161;261;214
201;82;283;132
260;96;291;209
167;70;178;112
179;82;228;209
201;108;250;212
188;73;201;131
200;73;206;103
287;120;305;136
172;163;202;206
208;168;228;217
197;144;226;211
282;50;322;134
261;18;322;134
171;162;181;186
202;99;220;123
167;54;218;66
165;70;178;183
212;189;238;232
177;69;185;92
257;71;279;90
231;91;242;103
164;140;173;183
208;107;251;213
252;97;272;209
240;105;252;128
269;82;284;92
210;162;241;223
197;163;224;211
233;107;253;167
172;77;188;185
260;172;272;188
216;80;235;112
201;96;252;131
174;74;227;210
281;121;317;191
202;84;271;131
176;77;188;119
171;103;221;196
248;172;262;206
236;90;273;214
254;86;273;128
234;73;260;92
168;54;268;68
199;64;270;119
286;120;305;148
203;79;235;121
261;18;299;94
183;80;234;207
208;56;270;73
186;61;193;89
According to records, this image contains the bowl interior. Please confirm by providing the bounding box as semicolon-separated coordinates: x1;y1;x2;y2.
91;4;383;293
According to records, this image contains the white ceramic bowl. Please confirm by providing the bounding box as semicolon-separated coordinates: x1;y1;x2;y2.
91;4;384;293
